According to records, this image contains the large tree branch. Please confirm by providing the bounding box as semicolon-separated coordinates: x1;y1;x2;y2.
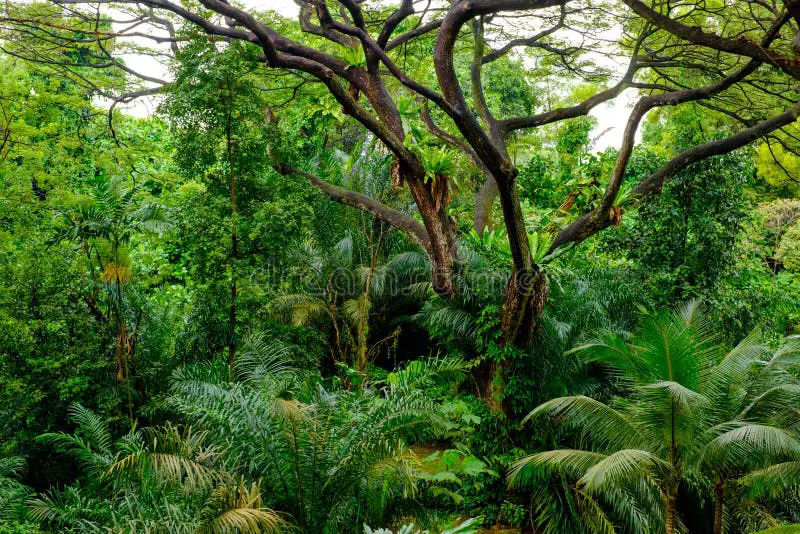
634;103;800;196
273;164;431;251
591;11;790;217
304;2;453;112
386;18;443;50
295;2;354;47
500;56;640;133
787;0;800;26
596;58;763;214
378;0;413;48
550;102;800;251
623;0;800;79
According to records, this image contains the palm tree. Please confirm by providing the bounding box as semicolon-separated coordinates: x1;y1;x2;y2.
269;233;430;374
168;337;464;532
508;302;800;533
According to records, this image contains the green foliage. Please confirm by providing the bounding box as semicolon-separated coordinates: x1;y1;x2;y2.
168;348;450;532
510;303;800;533
2;8;800;533
0;457;30;526
605;146;754;301
269;233;431;373
776;224;800;272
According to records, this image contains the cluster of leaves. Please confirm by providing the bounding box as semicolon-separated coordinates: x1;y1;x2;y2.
511;303;800;533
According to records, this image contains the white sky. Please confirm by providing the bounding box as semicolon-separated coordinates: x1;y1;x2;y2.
116;0;633;150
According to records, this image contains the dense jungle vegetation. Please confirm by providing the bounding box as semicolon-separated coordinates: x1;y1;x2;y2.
2;0;800;532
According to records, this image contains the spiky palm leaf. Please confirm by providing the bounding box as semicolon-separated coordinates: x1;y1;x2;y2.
37;404;115;478
384;355;468;393
513;303;800;533
199;480;286;534
26;486;107;533
107;424;222;492
0;456;29;522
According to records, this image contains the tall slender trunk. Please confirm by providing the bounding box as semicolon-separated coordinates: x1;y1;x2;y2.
665;494;677;534
713;480;724;534
357;268;373;372
226;86;237;376
666;404;680;534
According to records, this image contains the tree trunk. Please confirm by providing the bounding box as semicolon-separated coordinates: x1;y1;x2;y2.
501;265;548;347
713;480;724;534
482;266;548;411
496;168;549;347
226;87;237;375
406;174;459;296
474;175;498;236
665;493;677;534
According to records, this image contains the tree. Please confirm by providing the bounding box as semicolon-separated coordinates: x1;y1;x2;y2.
5;0;800;390
162;36;268;372
55;175;171;423
508;302;800;533
777;223;800;271
269;233;430;374
0;54;175;457
605;108;757;300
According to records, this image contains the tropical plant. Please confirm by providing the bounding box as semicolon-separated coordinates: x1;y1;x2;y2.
168;341;456;532
54;175;171;423
269;233;430;373
364;516;480;534
0;456;30;524
35;403;285;533
509;303;800;533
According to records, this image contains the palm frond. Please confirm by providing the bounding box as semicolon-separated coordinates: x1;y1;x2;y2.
268;294;330;326
524;396;641;452
37;404;115;478
199;480;287;534
235;332;296;384
107;424;221;492
508;449;607;488
703;424;800;472
578;449;670;493
384;355;468;393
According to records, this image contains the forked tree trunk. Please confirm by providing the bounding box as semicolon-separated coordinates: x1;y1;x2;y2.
501;266;549;347
484;266;549;411
406;174;459;296
488;172;550;410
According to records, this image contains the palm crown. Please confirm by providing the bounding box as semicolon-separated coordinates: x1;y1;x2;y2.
508;302;800;533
